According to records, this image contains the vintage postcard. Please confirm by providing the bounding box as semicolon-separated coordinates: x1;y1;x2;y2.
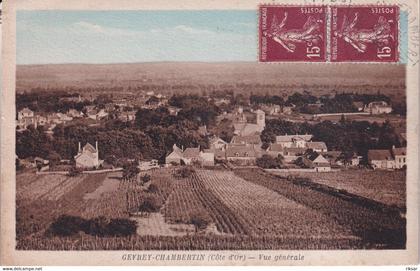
1;0;419;267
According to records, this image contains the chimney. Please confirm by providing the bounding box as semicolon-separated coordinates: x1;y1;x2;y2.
78;142;81;153
96;141;98;151
392;145;395;149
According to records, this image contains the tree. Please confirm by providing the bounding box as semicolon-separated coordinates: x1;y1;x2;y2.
122;162;140;181
256;154;282;169
190;211;211;232
139;195;162;212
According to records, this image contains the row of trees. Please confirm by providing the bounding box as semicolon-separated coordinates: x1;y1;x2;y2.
261;118;404;164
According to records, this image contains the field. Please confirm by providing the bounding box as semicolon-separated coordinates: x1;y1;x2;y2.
270;170;406;209
16;63;405;102
16;167;406;250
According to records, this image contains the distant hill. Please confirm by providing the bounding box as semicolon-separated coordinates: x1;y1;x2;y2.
16;62;406;98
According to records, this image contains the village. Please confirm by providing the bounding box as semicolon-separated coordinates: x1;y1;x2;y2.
16;90;407;174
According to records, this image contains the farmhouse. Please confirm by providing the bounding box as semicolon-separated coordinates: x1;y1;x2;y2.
325;151;361;167
364;101;392;114
74;141;103;169
138;159;159;171
67;109;83;118
302;153;331;172
353;101;364;111
225;144;258;166
182;147;201;165
368;146;406;170
306;142;328;153
230;135;262;147
118;111;136;122
209;136;227;150
165;144;184;165
260;104;281;115
275;134;313;148
18;108;34;120
368;149;395;169
266;144;284;158
200;150;215;166
165;144;215;166
393;146;407;169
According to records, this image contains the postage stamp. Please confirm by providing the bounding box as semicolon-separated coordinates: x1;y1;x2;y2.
259;5;327;62
330;6;399;62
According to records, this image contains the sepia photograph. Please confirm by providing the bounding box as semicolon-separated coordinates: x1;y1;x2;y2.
1;0;419;267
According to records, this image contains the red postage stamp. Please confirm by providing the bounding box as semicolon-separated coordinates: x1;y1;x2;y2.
259;5;327;62
330;6;399;62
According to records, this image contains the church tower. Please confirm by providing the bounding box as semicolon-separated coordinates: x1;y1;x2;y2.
256;109;265;129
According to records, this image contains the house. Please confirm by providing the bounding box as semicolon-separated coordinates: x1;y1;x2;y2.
282;147;308;162
393;146;407;169
302;153;331;172
266;143;284;158
74;141;103;169
87;109;108;120
165;144;184;165
225;144;258;166
364;101;392;114
16;116;37;130
18;108;34;120
68;109;83;118
368;149;395;170
275;134;313;148
260;104;281;115
200;150;215;166
209;136;227;150
306;142;328;153
230;135;262;147
168;106;181;116
232;108;265;136
182;147;201;165
214;98;231;107
138;159;159;171
353;101;364;111
34;157;49;171
325;151;361;167
282;105;293;115
56;113;73;122
118;111;136;122
165;144;215;166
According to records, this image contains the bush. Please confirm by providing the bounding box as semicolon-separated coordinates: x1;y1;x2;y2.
174;166;195;178
48;215;137;237
107;219;137;236
256;154;282;169
48;215;87;236
147;183;159;193
190;211;211;232
139;195;162;212
86;216;109;237
68;166;83;177
141;174;151;183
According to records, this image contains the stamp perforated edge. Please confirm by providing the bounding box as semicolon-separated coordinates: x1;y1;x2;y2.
257;3;402;64
257;4;328;63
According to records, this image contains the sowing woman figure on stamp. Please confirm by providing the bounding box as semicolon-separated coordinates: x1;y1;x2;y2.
264;12;323;53
335;12;394;53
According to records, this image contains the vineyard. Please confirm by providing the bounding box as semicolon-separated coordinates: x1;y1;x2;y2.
270;170;406;209
16;167;406;250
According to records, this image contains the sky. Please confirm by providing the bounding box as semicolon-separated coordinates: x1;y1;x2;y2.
16;10;257;64
16;10;407;64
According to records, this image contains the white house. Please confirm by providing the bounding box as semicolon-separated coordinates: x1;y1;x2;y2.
74;142;103;169
364;101;392;114
275;134;313;148
303;153;331;172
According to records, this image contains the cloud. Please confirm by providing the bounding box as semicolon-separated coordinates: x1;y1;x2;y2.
73;21;105;33
71;21;139;36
